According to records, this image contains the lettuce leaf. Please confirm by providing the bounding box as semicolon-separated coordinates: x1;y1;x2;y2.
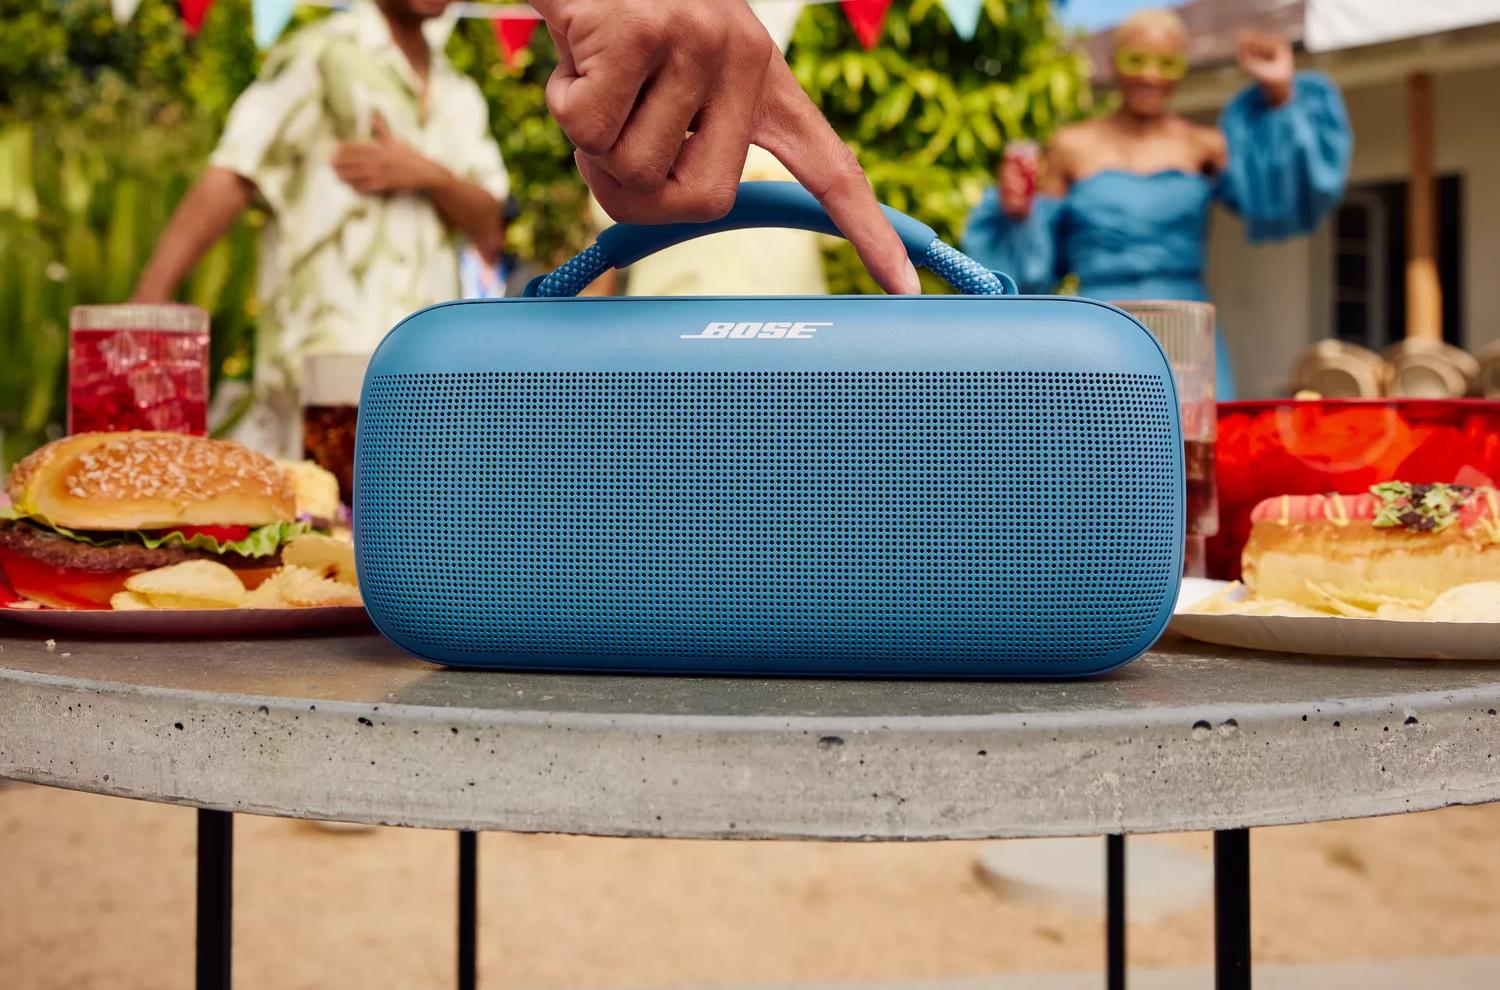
1;507;309;558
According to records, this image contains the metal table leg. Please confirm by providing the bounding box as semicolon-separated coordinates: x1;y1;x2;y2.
1106;834;1126;990
1214;828;1251;990
197;809;233;990
459;831;478;990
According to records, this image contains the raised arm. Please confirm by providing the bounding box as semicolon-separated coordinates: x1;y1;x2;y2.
132;167;255;303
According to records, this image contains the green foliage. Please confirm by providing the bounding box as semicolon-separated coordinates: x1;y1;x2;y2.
447;17;589;267
788;0;1091;293
0;0;263;466
0;0;1088;463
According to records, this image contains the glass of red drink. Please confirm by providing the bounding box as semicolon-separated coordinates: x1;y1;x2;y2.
1208;398;1500;580
1119;301;1219;576
68;304;209;436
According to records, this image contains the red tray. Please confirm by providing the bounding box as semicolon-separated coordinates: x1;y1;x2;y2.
1207;399;1500;580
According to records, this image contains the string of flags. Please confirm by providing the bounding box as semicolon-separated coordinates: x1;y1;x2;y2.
109;0;988;56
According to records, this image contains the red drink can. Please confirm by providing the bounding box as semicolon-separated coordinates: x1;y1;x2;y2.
68;304;210;436
1001;141;1040;218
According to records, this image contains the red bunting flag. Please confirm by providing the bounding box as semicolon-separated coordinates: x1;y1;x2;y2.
492;16;540;66
839;0;893;49
180;0;215;35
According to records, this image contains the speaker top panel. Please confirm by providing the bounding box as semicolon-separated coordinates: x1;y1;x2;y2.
367;296;1174;383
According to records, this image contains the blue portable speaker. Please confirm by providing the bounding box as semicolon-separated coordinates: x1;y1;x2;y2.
355;183;1183;677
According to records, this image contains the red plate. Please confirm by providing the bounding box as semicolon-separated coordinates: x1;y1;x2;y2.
0;603;370;636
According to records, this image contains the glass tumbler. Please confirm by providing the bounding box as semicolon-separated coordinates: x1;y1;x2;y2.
301;353;370;508
68;304;210;435
1118;301;1219;576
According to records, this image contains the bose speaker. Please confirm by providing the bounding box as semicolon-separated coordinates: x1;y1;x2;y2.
355;183;1183;677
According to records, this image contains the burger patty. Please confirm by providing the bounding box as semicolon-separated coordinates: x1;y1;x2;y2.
0;521;283;573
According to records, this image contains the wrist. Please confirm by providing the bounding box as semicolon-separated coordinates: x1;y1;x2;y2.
413;156;452;193
1261;77;1293;107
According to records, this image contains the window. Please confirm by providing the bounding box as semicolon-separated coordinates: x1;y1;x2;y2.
1329;175;1464;348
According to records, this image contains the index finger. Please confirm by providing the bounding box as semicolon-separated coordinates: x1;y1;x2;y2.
752;59;919;295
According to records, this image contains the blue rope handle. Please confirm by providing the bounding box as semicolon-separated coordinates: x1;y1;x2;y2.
527;182;1017;298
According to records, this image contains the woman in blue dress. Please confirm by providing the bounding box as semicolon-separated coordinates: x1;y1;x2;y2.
961;9;1353;400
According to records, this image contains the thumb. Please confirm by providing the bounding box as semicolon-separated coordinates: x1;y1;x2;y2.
371;113;393;142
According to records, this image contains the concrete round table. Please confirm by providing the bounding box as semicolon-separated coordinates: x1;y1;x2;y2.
3;625;1500;990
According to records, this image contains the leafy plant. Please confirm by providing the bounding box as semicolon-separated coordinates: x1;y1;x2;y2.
0;0;1089;465
788;0;1092;293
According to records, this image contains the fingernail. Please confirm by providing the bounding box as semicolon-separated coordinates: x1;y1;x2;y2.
902;260;922;295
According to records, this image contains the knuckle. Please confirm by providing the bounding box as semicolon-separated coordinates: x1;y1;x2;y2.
693;181;738;221
621;10;668;52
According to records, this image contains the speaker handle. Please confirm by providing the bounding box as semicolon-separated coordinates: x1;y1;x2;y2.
524;181;1018;297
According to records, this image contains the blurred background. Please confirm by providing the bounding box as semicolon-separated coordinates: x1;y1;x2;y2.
0;0;1091;467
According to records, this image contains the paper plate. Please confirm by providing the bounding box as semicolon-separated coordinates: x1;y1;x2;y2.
0;602;370;637
1170;579;1500;661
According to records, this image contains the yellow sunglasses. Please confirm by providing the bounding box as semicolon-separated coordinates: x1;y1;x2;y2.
1114;48;1189;80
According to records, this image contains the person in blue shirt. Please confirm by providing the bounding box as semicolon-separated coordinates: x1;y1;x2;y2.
961;8;1353;399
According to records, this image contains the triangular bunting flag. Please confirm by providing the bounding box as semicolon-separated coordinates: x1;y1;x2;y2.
491;16;540;66
180;0;215;35
252;0;296;49
938;0;983;40
111;0;142;24
839;0;894;50
753;1;806;52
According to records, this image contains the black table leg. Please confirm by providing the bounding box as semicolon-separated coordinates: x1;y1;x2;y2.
459;830;478;990
1214;828;1251;990
1106;834;1126;990
196;809;233;990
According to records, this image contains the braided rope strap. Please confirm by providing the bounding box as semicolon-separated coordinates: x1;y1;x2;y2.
531;236;1013;297
533;243;612;297
921;238;1011;295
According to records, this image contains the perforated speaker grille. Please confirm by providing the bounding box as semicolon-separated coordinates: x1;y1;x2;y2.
358;371;1179;669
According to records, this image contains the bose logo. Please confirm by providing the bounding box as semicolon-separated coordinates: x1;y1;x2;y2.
680;321;830;340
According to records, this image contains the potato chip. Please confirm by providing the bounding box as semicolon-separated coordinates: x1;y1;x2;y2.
1304;581;1430;618
274;565;363;607
1374;603;1427;621
1426;582;1500;622
125;560;247;609
1184;581;1246;614
244;579;291;609
282;533;357;587
109;591;156;611
280;459;342;521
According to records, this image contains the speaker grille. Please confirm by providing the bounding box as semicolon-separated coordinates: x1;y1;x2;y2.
358;371;1178;668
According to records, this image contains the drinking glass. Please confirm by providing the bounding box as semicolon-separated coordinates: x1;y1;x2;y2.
68;304;210;435
301;353;369;507
1118;301;1218;576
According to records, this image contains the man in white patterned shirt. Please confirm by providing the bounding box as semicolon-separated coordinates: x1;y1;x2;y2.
134;0;508;457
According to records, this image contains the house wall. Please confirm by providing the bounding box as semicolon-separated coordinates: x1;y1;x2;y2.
1203;63;1500;397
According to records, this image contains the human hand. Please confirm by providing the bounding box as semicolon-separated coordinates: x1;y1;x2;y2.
532;0;920;294
998;152;1037;220
331;115;446;194
1235;30;1293;106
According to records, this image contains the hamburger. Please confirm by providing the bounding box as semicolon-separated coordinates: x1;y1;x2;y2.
0;432;310;609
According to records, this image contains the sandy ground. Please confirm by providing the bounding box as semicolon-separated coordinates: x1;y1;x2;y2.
1;782;1498;990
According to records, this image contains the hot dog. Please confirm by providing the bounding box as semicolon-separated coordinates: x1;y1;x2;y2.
1242;483;1500;610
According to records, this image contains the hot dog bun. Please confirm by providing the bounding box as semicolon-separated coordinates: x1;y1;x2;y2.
1242;484;1500;609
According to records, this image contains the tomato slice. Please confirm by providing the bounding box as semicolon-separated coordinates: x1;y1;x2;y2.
158;525;253;545
0;549;136;610
0;567;22;606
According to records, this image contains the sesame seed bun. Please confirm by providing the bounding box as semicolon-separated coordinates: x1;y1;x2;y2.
7;432;296;531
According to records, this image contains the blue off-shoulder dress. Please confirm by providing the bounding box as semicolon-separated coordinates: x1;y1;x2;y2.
961;73;1352;400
